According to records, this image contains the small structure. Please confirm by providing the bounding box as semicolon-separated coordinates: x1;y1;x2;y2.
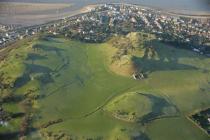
193;48;200;53
208;118;210;124
0;121;8;127
0;107;9;127
132;72;145;80
53;32;58;35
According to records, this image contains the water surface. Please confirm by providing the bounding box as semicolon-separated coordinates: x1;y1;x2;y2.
0;0;209;26
1;0;210;12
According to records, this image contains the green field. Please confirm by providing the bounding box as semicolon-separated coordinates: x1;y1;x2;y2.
0;34;210;140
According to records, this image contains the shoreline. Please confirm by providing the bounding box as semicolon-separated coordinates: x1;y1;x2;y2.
0;2;209;27
109;3;210;18
0;2;97;27
0;2;210;27
66;3;210;21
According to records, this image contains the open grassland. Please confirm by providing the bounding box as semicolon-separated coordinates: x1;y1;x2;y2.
0;33;210;139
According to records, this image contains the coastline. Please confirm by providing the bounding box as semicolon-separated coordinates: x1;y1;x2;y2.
68;3;210;20
0;2;98;26
110;3;210;18
72;3;210;20
0;2;209;27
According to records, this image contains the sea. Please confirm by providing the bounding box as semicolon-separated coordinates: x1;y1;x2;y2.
0;0;209;26
1;0;210;12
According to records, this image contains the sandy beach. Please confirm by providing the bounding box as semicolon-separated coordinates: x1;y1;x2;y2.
0;2;73;15
0;2;75;26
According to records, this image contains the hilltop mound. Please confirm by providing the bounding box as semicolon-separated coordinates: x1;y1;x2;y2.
104;92;179;123
106;32;198;78
107;32;155;77
104;92;153;122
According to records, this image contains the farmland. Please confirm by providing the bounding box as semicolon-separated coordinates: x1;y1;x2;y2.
0;33;210;140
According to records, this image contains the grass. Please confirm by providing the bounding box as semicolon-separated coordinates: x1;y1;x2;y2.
147;117;209;140
106;32;154;76
0;34;210;140
104;92;153;122
104;92;179;124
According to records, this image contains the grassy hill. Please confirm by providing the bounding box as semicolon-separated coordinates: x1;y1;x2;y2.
106;32;154;77
104;92;178;123
0;34;210;140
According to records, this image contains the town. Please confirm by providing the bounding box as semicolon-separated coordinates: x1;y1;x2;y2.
1;3;210;54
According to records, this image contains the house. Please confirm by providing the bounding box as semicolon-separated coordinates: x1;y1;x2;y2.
193;48;200;53
132;73;145;80
208;118;210;124
0;121;8;127
131;17;137;23
53;32;57;35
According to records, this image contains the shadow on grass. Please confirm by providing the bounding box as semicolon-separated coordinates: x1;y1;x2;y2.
37;73;54;84
11;112;25;119
25;63;52;74
32;44;64;57
0;131;19;140
137;93;179;124
14;73;31;88
132;132;150;140
1;94;24;103
14;63;54;88
26;53;47;64
0;127;39;140
40;36;63;43
132;56;197;74
131;39;199;74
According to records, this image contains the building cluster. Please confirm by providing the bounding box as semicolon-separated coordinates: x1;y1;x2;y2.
0;23;22;32
0;23;23;47
0;22;54;48
64;4;210;52
0;4;210;54
192;108;210;134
